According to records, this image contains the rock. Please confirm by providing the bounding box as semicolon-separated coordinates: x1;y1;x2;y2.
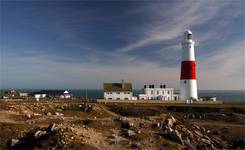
25;114;31;119
34;130;47;138
33;113;41;116
187;130;194;140
175;130;184;145
47;112;52;116
127;130;136;136
131;142;141;148
47;123;56;132
194;130;203;137
201;138;212;145
201;127;206;132
129;122;134;127
194;125;200;130
206;130;211;134
10;139;20;147
137;130;141;134
55;112;64;116
166;116;176;127
165;127;184;145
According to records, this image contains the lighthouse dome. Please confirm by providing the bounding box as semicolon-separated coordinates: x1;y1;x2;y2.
184;30;192;35
183;30;193;41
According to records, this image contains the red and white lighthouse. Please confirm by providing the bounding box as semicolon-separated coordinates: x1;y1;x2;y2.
180;30;198;100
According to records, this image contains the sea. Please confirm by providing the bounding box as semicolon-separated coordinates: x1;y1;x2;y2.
1;89;244;102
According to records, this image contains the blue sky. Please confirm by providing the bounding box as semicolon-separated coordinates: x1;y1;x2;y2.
0;0;244;90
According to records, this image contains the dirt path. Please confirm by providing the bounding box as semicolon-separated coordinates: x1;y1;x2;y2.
96;104;118;117
0;111;20;124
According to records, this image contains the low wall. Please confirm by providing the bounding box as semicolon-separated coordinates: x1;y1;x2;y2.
96;99;223;104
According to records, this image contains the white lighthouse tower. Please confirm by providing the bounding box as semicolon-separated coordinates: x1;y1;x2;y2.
180;30;198;100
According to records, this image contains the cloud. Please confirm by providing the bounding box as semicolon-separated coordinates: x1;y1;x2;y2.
197;40;245;90
116;1;229;53
1;0;244;90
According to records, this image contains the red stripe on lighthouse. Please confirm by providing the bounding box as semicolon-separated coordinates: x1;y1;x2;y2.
181;61;196;80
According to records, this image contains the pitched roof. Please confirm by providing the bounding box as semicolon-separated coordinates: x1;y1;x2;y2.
104;83;132;92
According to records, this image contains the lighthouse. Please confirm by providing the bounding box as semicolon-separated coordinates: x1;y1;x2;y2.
180;30;198;100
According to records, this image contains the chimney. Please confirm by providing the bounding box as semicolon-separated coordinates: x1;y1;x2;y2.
122;80;125;89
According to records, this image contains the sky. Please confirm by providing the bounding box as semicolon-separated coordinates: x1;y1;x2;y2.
0;0;244;90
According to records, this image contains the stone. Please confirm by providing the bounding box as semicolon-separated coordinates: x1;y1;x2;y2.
25;114;31;119
34;130;47;138
47;112;52;116
166;116;177;127
175;130;184;145
10;139;20;147
206;130;211;134
194;130;203;137
201;138;212;145
137;130;141;134
187;130;194;140
127;130;136;136
47;123;56;132
55;112;64;116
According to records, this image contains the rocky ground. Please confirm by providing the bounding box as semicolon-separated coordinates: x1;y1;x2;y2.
0;100;244;150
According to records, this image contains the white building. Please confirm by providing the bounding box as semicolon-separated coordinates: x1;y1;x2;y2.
104;80;133;100
139;85;179;100
33;90;72;100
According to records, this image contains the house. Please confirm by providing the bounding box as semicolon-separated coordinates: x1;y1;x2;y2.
104;80;133;100
139;84;179;100
33;90;72;100
19;92;28;97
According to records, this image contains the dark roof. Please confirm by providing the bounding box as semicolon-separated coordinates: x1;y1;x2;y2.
33;90;70;95
104;83;132;92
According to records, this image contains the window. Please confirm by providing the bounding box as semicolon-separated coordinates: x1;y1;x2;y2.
116;98;120;100
168;91;170;94
157;91;159;94
109;98;112;100
125;98;129;100
151;90;154;94
117;92;120;94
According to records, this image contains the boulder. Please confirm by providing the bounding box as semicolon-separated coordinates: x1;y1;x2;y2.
25;114;31;119
174;130;184;145
194;130;203;137
10;139;20;147
166;116;177;127
47;112;52;116
55;112;64;116
201;138;212;145
34;130;47;138
47;123;56;132
127;130;136;136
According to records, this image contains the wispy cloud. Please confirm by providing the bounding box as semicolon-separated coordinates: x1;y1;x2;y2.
1;0;244;89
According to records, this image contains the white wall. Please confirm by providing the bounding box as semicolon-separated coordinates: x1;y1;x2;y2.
104;91;132;100
143;88;176;100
